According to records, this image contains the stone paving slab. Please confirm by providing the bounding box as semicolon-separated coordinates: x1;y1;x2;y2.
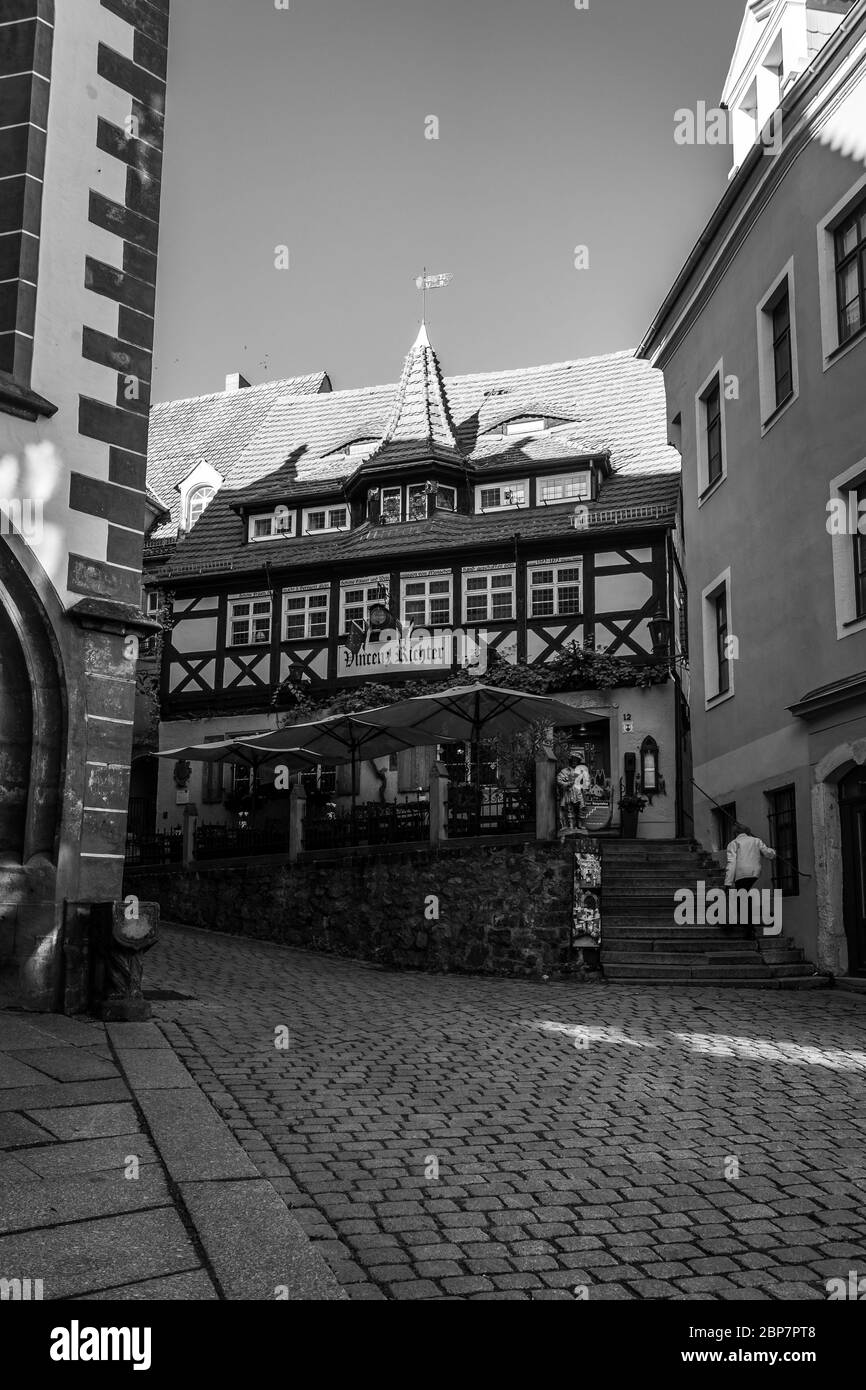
0;1056;61;1088
145;923;866;1302
11;1014;108;1048
0;1112;55;1148
134;1087;259;1182
75;1269;219;1300
0;1079;130;1113
106;1022;171;1049
113;1046;197;1091
0;1018;69;1050
7;1048;117;1083
26;1101;140;1142
179;1179;346;1300
0;1207;199;1299
13;1133;157;1179
0;1166;173;1236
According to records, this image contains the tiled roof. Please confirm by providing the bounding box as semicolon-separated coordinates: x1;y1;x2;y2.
149;332;680;576
156;471;679;582
147;370;331;538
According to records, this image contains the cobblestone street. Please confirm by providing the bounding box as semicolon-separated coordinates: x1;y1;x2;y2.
149;925;866;1301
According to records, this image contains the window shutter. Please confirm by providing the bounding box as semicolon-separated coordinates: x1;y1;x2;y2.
398;745;437;792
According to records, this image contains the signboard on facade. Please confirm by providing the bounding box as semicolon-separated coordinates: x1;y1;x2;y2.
337;626;488;679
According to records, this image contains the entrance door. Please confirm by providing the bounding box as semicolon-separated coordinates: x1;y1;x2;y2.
839;768;866;976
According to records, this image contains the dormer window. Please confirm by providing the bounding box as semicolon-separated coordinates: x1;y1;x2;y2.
303;505;349;534
187;485;214;529
475;480;528;513
538;471;591;504
249;508;295;542
347;439;379;457
503;417;547;437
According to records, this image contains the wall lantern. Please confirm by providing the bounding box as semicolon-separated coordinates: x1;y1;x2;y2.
638;735;664;802
648;604;672;658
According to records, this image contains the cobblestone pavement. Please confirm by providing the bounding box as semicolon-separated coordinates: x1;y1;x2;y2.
148;925;866;1301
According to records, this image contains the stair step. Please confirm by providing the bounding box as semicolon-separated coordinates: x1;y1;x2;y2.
604;962;773;980
603;951;761;965
602;975;830;990
834;976;866;994
603;926;754;940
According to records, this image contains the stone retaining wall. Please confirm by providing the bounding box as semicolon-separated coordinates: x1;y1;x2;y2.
125;840;582;977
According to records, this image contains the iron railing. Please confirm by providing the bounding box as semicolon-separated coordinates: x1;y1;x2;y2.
193;822;290;861
303;802;430;852
446;785;534;839
124;830;183;867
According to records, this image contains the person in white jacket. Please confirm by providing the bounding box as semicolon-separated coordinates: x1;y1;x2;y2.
724;824;777;890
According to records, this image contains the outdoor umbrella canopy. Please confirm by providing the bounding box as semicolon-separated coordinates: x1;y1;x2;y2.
156;739;322;771
237;712;460;814
351;683;599;743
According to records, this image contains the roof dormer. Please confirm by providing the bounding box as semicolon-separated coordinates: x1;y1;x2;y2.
175;457;224;532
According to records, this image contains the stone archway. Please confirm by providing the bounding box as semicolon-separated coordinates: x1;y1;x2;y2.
813;739;866;976
0;535;67;1004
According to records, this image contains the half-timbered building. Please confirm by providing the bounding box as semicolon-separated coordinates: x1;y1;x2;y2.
143;327;688;838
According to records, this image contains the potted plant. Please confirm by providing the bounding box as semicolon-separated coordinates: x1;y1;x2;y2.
617;792;647;839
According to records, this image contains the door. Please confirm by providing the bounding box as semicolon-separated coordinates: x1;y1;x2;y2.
839;768;866;976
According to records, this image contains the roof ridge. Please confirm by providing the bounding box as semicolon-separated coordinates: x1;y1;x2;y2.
151;371;329;411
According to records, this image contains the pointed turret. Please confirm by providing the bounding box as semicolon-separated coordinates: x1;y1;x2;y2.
365;323;465;470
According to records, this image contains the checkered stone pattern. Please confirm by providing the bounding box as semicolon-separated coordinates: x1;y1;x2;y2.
148;925;866;1301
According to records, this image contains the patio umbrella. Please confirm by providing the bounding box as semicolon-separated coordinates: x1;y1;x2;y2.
352;683;601;804
157;739;322;817
238;712;457;817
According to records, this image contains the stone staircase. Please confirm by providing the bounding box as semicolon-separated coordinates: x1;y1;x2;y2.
599;839;827;988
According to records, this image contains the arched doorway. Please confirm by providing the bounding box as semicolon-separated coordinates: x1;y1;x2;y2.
0;599;33;860
839;766;866;976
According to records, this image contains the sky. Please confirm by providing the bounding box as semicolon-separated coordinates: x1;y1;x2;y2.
151;0;747;403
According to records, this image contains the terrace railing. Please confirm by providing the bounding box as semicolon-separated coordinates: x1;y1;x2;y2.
303;801;430;853
124;829;183;867
446;784;535;839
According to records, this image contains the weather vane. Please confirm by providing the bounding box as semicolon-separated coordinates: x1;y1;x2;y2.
414;267;453;322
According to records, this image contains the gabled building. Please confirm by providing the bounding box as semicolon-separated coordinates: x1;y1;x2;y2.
639;0;866;977
144;327;688;837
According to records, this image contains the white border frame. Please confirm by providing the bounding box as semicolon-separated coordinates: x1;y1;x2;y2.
694;359;727;505
828;455;866;640
817;170;866;372
701;566;734;709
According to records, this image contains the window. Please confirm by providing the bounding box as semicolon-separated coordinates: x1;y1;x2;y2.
475;480;528;512
407;485;429;521
701;569;733;705
712;802;737;852
187;486;215;529
528;562;581;618
538;472;590;504
303;505;348;534
695;363;726;498
818;176;866;367
347;439;378;457
249;509;294;541
402;575;452;627
435;485;457;511
771;291;793;409
766;785;799;897
756;261;799;428
284;589;329;641
705;382;722;488
504;417;546;436
381;487;402;523
463;569;515;623
854;482;866;621
228;597;272;647
714;591;729;695
835;195;866;346
144;589;161;618
340;579;387;633
202;735;228;804
828;460;866;639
